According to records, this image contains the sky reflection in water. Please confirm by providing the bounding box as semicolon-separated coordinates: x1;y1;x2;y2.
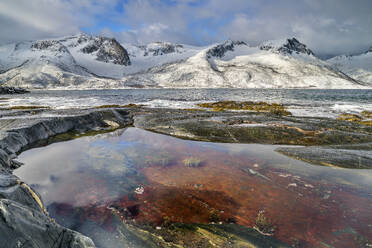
15;128;372;247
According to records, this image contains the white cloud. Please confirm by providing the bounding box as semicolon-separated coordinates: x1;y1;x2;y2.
0;0;118;44
220;0;372;55
1;0;372;56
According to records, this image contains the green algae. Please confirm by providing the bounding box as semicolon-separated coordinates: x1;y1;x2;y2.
361;111;372;118
197;101;291;116
183;157;202;167
95;103;144;109
254;210;276;236
337;113;372;127
117;221;290;248
0;105;50;110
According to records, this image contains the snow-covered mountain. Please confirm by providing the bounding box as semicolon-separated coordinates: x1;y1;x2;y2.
0;34;130;88
328;47;372;85
259;38;314;56
122;39;366;88
0;34;370;89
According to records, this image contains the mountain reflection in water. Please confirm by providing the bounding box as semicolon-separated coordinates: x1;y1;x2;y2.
16;128;372;247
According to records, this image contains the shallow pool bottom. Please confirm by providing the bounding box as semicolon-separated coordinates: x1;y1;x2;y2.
15;128;372;247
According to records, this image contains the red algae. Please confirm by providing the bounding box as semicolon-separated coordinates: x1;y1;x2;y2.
134;150;372;247
16;128;372;247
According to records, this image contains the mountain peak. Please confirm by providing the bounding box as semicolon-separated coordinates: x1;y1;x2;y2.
260;38;314;56
31;40;70;54
206;40;247;58
139;41;184;56
79;35;131;66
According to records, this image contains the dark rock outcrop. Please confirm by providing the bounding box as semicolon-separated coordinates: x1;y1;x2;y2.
141;42;184;56
0;86;29;94
31;40;70;54
0;199;95;248
0;109;133;248
276;145;372;169
207;40;247;59
260;38;314;56
133;108;372;169
80;36;131;66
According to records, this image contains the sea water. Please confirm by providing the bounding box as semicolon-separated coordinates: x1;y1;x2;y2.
2;88;372;118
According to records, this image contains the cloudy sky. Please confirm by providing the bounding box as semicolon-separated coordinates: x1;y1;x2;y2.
1;0;371;57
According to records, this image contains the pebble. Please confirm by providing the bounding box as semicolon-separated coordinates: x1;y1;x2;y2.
135;186;144;194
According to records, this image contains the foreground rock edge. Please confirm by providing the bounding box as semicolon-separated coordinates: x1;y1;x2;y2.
0;109;132;248
1;107;371;247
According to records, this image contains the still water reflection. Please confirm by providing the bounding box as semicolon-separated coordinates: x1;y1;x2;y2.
16;128;372;247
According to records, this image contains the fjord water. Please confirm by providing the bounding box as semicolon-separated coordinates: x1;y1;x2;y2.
3;88;372;118
15;128;372;247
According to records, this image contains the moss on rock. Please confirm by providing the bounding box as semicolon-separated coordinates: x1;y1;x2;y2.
197;101;291;116
95;103;144;109
361;111;372;118
337;113;372;127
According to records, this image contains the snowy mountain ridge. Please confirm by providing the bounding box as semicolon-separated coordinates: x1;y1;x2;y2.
0;34;370;89
328;47;372;84
260;38;315;56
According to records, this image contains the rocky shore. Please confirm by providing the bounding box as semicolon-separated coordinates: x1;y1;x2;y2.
0;109;132;248
0;105;371;247
0;86;29;94
133;107;372;169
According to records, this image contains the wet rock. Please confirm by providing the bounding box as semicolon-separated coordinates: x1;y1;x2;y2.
0;199;95;248
276;146;372;169
0;86;29;94
133;108;372;146
197;100;291;116
0;108;133;247
0;174;44;212
133;108;372;170
337;112;372;127
0;106;371;246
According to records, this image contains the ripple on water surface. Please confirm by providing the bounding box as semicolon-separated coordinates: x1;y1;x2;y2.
4;89;372;118
15;128;372;247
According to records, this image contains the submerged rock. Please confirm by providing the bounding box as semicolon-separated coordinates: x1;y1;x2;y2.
183;157;202;167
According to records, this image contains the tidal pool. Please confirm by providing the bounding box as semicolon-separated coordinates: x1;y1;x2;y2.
15;128;372;247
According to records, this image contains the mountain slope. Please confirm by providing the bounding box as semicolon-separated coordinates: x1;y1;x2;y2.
122;39;366;89
328;47;372;84
0;39;97;88
0;35;369;89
